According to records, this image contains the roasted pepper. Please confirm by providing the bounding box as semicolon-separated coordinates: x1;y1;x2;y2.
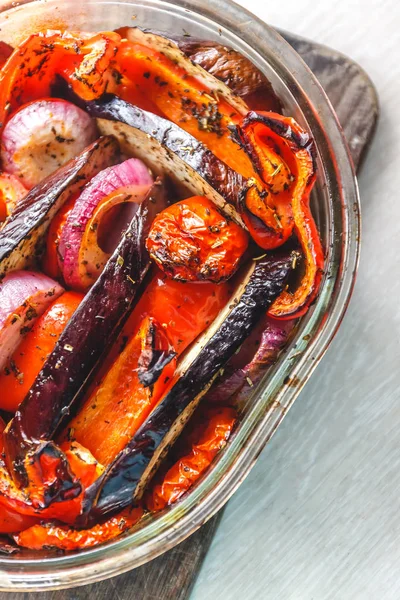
146;406;236;511
235;111;324;318
0;31;120;130
66;316;177;465
0;441;102;524
14;505;143;551
0;291;83;412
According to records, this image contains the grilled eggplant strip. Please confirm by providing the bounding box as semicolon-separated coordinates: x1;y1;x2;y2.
0;136;119;277
80;94;246;226
80;252;294;524
4;178;168;487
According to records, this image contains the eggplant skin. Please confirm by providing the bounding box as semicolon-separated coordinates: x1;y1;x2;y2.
177;39;282;112
0;136;119;277
81;95;246;224
80;252;294;523
4;179;168;487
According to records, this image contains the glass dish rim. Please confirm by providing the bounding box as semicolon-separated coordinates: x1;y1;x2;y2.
0;0;360;590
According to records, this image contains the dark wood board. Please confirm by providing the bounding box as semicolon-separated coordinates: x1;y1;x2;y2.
2;31;378;600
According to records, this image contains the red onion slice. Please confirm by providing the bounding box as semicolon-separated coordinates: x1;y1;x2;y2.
0;270;64;370
77;184;155;289
59;158;153;291
0;172;27;220
1;99;98;189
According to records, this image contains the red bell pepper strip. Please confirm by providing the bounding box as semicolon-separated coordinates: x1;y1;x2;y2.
235;111;324;318
146;406;236;511
66;316;177;465
0;441;102;524
0;417;40;533
14;505;142;551
0;30;120;130
0;291;83;413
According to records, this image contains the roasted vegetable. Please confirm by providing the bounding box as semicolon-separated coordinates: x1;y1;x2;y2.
59;157;153;290
14;506;143;551
204;315;296;406
115;28;281;111
0;270;64;371
0;440;102;522
0;173;27;221
0;291;83;412
41;193;77;279
1;99;98;188
117;272;231;357
172;38;282;112
0;136;119;277
232;111;324;317
146;406;236;511
65;316;176;465
0;31;120;130
80;252;294;524
146;196;248;282
115;27;248;116
4;178;168;487
0;418;39;533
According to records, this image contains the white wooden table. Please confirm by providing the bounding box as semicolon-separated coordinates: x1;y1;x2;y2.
192;1;400;598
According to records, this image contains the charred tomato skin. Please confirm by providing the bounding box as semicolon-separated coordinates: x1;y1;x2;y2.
146;196;248;282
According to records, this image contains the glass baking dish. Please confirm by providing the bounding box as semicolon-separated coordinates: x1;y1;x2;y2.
0;0;360;590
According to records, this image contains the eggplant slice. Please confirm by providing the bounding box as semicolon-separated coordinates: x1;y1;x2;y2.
4;179;168;486
82;95;247;227
177;38;282;112
80;252;294;524
0;136;119;277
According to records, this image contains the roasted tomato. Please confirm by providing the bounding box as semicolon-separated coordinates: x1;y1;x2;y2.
146;196;248;282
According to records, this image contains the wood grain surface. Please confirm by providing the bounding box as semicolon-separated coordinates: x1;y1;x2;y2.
1;32;377;600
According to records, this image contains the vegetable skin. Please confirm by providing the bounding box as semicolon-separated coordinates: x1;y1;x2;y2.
175;38;282;112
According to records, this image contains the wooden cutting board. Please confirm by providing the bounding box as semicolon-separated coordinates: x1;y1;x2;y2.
3;30;378;600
